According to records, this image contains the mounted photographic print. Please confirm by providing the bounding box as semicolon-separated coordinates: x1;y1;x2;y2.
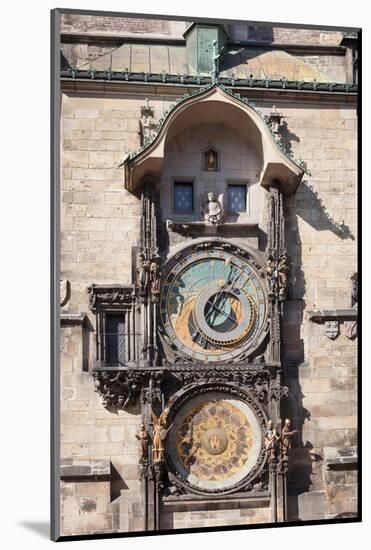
51;8;360;541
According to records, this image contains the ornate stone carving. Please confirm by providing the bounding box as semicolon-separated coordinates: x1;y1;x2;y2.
270;385;289;401
201;192;224;224
265;255;278;297
265;254;289;301
88;284;134;311
265;105;283;136
168;365;273;391
141;372;162;404
139;98;157;146
93;370;144;409
325;320;339;340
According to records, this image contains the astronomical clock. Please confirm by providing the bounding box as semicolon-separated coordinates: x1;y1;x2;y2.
155;237;271;499
92;182;291;527
160;246;268;364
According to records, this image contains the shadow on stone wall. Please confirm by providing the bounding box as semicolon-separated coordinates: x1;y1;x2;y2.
297;181;355;240
278;120;300;158
111;463;129;502
282;177;355;520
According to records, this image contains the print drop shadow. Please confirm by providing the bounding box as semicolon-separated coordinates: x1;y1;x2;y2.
18;521;50;539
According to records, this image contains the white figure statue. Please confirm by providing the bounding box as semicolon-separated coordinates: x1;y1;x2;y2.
201;191;224;225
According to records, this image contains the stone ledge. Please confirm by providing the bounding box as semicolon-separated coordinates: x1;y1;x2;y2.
307;308;357;322
163;491;270;511
60;458;111;479
166;219;259;234
323;446;358;469
60;313;88;327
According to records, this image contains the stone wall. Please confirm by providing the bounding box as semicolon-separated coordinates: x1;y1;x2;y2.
161;502;271;528
61;14;186;38
61;15;343;47
60;86;357;534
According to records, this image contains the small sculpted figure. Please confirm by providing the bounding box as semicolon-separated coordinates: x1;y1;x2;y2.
280;418;297;459
152;408;172;463
135;423;149;461
264;419;280;461
201;191;224;225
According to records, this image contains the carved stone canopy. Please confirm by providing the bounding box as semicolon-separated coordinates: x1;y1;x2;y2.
88;284;135;312
122;84;304;194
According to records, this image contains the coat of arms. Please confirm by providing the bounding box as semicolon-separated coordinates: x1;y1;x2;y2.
325;320;339;340
344;320;357;339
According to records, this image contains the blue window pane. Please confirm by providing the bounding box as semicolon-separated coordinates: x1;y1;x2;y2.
174;182;193;212
228;185;246;212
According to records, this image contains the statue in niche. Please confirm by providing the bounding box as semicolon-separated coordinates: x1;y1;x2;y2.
149;259;161;302
265;256;278;296
203;147;218;171
201;191;224;225
264;419;280;461
137;254;149;297
277;254;289;299
280;419;297;459
135;423;149;462
152;408;172;463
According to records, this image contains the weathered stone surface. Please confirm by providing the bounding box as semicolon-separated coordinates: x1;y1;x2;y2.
60;459;111;478
323;446;358;468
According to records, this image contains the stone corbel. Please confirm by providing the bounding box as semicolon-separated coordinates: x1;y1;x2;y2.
323;446;358;470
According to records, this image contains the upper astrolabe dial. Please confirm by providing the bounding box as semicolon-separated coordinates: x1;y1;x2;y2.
160;246;268;363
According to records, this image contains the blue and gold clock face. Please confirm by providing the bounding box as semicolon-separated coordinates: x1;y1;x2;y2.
160;246;267;363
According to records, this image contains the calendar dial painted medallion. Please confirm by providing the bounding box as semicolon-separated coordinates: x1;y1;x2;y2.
160;246;267;363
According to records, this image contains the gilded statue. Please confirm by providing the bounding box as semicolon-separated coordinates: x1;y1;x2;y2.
206;150;217;170
152;408;172;463
264;419;280;461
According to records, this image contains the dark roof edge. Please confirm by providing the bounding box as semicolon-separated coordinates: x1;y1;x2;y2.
60;69;358;94
61;32;185;46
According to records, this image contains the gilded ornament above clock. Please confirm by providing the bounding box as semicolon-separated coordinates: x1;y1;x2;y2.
160;243;268;363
